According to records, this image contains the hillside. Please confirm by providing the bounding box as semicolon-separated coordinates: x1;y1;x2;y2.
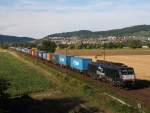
0;34;35;43
46;25;150;38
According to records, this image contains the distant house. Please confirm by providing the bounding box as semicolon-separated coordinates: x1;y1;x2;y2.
142;46;149;48
123;47;129;49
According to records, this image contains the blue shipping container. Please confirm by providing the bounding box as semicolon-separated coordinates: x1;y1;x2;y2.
71;57;92;71
58;54;73;66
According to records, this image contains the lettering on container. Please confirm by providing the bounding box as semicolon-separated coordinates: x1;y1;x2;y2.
60;58;65;62
73;60;80;66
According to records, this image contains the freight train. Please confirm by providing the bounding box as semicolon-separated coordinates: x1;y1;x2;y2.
11;47;136;88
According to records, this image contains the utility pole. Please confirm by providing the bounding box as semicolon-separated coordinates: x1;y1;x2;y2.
104;46;106;60
65;37;68;56
103;43;106;61
65;37;68;76
65;45;67;56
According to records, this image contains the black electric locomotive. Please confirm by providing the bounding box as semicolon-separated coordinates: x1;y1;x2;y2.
87;60;136;87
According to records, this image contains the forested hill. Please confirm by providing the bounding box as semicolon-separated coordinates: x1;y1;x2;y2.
46;25;150;38
0;35;35;43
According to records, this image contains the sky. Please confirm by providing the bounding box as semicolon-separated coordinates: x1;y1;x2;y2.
0;0;150;38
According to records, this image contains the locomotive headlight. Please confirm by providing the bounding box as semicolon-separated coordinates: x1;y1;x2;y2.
122;75;126;79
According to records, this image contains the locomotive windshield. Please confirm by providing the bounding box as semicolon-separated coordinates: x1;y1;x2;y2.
121;68;134;75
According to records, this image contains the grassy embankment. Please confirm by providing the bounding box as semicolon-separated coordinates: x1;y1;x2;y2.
0;52;52;97
0;51;96;113
16;51;147;113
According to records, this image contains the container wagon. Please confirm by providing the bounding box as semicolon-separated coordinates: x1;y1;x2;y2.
31;48;37;56
47;53;53;61
87;60;136;87
43;52;47;60
29;49;32;55
24;48;29;54
17;48;22;52
38;51;45;59
21;48;26;53
53;54;59;63
58;54;73;66
71;57;92;72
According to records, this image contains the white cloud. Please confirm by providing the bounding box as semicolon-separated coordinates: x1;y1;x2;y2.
0;0;150;38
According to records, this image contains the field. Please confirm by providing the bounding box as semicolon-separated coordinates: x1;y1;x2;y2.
56;48;150;56
0;52;52;96
106;55;150;80
56;49;150;80
83;55;150;80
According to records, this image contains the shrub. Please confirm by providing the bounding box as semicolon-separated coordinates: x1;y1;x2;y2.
82;84;93;96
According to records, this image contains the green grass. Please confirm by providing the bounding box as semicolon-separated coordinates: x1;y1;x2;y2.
0;52;52;97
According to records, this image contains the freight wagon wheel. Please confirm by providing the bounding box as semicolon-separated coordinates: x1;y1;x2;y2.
112;81;116;86
93;76;97;80
117;82;122;88
99;78;103;82
102;78;107;83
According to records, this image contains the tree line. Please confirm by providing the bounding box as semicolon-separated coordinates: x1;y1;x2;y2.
1;39;150;52
0;40;57;53
58;40;150;49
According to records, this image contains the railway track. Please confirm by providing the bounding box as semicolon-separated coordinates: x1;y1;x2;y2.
42;57;150;108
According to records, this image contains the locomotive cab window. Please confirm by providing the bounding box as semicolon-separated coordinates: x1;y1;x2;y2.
127;69;134;75
121;68;134;75
121;69;128;75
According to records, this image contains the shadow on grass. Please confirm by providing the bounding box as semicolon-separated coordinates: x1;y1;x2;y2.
0;78;100;113
0;78;10;101
134;79;150;89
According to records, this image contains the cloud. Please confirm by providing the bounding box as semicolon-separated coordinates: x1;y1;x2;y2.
0;24;18;31
0;0;150;38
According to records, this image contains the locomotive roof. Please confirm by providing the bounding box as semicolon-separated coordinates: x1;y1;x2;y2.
91;60;132;70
